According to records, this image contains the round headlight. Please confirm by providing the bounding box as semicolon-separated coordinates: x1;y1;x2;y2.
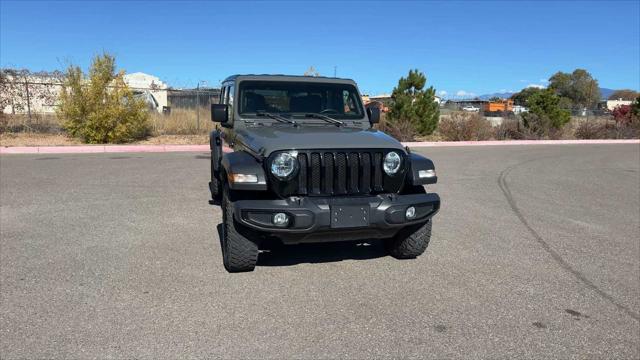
271;152;298;179
383;151;402;175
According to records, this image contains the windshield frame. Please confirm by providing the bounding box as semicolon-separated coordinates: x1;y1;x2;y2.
236;79;366;122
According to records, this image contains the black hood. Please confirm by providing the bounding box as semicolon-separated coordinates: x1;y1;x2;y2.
236;125;405;155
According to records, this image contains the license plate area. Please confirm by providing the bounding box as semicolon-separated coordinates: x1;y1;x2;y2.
330;205;370;228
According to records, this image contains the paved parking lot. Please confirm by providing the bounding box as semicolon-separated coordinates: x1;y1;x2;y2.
1;144;639;358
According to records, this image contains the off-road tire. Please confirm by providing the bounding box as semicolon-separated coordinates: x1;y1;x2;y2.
209;156;222;202
386;220;432;259
221;184;258;272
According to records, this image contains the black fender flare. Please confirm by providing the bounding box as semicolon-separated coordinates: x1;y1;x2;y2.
221;151;268;191
210;130;223;174
406;152;437;186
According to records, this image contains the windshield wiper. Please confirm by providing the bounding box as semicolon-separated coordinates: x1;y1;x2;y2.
256;111;298;126
304;113;344;126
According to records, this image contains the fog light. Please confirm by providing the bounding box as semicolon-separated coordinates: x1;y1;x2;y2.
272;212;289;226
405;206;416;219
418;169;436;178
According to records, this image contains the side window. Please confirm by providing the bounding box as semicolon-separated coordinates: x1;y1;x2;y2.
228;85;235;107
220;86;227;104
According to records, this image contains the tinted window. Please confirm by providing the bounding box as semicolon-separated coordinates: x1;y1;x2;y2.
239;81;364;119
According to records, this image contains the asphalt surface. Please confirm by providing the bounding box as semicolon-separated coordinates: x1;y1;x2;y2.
1;144;639;359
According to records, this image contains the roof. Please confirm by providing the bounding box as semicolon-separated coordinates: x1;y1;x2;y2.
222;74;356;84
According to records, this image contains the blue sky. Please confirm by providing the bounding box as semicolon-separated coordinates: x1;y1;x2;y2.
1;1;639;96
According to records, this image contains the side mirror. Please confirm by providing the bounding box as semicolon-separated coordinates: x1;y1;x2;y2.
211;104;229;123
367;106;380;124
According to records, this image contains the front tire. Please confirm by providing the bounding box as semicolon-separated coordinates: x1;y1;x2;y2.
386;220;433;259
221;184;259;272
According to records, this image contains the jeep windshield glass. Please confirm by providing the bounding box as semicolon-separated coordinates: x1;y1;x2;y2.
239;81;364;120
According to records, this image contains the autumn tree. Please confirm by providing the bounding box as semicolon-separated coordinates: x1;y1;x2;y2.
57;53;149;143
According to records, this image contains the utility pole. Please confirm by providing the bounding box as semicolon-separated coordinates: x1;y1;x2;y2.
196;82;200;131
334;66;337;78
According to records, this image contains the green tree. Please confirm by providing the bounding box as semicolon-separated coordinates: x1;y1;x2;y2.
387;69;440;136
522;88;571;136
548;69;601;109
57;53;149;143
510;87;543;106
608;89;639;101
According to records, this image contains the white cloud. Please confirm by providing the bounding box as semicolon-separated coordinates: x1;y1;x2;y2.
438;90;447;96
519;79;528;83
456;90;476;97
540;78;549;83
526;83;546;89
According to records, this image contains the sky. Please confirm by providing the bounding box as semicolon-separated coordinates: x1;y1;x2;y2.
1;0;639;97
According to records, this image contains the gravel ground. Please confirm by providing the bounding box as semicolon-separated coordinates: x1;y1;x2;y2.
1;144;638;358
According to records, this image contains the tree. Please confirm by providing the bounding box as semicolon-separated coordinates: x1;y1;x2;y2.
488;96;501;102
57;53;149;143
608;89;639;101
387;69;440;136
510;87;543;106
522;88;571;136
548;69;601;109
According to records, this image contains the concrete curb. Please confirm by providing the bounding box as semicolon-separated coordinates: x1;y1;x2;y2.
1;139;638;154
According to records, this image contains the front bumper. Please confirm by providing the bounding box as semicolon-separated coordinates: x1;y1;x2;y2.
233;192;440;244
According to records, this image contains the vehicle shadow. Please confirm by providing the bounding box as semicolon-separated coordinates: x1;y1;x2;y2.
216;224;388;267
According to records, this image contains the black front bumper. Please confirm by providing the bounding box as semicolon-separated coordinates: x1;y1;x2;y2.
233;193;440;244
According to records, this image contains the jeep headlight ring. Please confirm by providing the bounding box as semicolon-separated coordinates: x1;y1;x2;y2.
383;151;402;175
271;152;298;179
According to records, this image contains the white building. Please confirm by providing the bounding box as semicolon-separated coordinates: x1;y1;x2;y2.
123;72;169;113
605;98;633;111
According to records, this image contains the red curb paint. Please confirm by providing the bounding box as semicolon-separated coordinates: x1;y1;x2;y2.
1;139;638;155
403;139;640;147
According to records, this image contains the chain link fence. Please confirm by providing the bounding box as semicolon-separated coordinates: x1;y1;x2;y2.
0;79;220;135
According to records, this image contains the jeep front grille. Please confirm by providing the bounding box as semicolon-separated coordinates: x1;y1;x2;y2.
268;149;406;197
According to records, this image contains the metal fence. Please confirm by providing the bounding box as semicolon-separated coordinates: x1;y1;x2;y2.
0;80;221;134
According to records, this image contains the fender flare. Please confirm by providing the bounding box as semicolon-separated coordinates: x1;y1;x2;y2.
221;151;268;191
406;152;437;185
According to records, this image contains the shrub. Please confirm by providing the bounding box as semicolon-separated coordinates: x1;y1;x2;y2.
57;53;149;143
493;118;525;140
575;120;639;139
437;112;493;141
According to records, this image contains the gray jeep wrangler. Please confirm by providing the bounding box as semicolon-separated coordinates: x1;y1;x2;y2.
209;75;440;272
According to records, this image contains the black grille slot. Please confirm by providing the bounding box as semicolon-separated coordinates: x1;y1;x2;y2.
288;149;401;197
335;153;347;195
360;152;371;193
348;152;359;193
323;152;334;194
373;152;383;191
310;153;321;195
297;153;308;195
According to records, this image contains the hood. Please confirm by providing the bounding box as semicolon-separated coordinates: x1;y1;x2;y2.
236;125;404;156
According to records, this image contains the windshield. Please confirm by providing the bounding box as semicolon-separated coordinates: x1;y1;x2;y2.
239;81;364;120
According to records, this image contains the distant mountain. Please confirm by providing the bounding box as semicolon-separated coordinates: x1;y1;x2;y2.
477;92;515;100
477;87;617;101
599;88;615;100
